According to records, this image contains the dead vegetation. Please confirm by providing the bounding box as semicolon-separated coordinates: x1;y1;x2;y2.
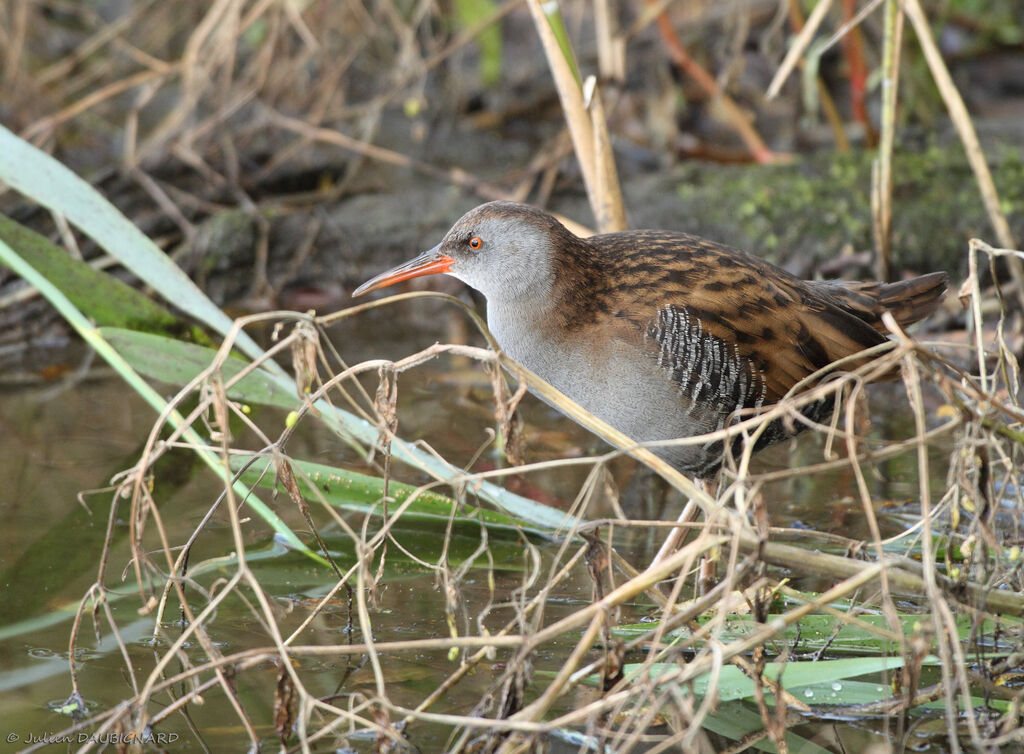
43;256;1024;751
2;0;1024;751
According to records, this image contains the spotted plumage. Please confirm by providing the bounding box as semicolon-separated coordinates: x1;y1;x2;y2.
354;201;948;477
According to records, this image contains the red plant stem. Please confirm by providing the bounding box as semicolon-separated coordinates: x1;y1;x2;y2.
841;0;877;144
651;5;789;165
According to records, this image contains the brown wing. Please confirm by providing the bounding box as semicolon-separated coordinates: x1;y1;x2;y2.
589;231;897;406
811;272;948;332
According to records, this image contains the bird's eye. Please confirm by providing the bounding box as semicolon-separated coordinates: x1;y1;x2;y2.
468;236;483;250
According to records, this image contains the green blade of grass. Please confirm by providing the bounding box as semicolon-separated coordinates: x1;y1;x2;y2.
233;453;550;538
104;328;571;529
0;125;575;534
0;213;184;334
536;0;580;84
103;328;571;530
0;236;321;564
623;656;909;703
615;611;1019;656
101;327;299;408
702;700;832;754
0;123;269;366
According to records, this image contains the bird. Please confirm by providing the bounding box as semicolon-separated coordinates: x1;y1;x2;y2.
354;201;948;478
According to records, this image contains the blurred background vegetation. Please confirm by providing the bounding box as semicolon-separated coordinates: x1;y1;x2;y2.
1;0;1023;335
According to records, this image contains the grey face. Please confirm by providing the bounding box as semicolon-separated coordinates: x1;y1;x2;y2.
438;203;557;301
352;201;561;302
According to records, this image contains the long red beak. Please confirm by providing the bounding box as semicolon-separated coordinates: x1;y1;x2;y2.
352;244;454;297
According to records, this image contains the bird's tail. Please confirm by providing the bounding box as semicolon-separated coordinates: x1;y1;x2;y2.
815;271;949;333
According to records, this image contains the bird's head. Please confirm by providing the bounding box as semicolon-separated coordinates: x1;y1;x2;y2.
353;201;571;301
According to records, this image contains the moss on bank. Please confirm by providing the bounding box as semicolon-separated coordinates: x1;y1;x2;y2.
668;141;1024;275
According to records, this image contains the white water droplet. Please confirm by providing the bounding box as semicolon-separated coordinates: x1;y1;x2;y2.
831;682;842;691
804;689;814;698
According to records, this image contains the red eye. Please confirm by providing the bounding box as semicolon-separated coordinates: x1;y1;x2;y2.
468;236;483;250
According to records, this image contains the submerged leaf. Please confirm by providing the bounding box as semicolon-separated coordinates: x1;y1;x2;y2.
101;328;299;409
621;656;909;703
615;611;1020;656
233;454;543;537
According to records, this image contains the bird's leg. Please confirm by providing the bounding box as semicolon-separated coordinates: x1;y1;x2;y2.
649;477;708;567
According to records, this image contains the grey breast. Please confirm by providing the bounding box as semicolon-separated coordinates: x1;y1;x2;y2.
489;299;737;472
